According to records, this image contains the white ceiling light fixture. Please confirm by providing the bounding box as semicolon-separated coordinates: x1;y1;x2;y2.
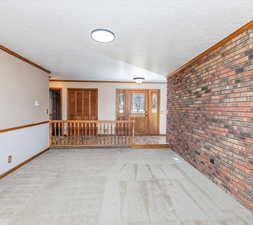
91;29;115;43
133;77;145;84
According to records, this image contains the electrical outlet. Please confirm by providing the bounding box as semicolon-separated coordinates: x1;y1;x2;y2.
8;155;12;163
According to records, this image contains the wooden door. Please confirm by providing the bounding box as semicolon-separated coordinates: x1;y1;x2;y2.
127;90;148;135
116;89;160;135
68;88;98;120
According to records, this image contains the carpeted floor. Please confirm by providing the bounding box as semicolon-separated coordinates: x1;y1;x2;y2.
0;148;252;225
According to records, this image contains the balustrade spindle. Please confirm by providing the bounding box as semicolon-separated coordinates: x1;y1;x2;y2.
50;120;134;146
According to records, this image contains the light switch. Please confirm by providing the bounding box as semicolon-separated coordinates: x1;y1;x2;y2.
34;100;40;106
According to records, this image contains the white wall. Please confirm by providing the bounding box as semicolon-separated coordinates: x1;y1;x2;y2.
0;124;49;174
0;50;49;175
49;81;167;134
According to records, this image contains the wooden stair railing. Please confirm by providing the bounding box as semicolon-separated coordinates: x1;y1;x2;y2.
50;120;135;146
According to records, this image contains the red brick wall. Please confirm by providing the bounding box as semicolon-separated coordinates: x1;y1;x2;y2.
167;27;253;211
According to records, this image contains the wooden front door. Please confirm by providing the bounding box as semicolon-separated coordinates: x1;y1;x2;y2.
116;89;160;135
128;90;149;135
68;88;98;120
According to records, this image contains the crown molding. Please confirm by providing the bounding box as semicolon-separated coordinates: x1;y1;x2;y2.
0;45;50;74
49;79;166;84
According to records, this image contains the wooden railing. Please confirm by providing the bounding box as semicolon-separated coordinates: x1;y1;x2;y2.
50;120;135;146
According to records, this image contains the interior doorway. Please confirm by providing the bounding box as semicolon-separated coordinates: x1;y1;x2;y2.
49;88;62;120
116;89;160;135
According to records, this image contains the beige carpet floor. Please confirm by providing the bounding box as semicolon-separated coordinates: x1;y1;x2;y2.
0;148;252;225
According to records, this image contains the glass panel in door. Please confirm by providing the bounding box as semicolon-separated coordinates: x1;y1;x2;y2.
131;93;145;113
151;92;158;113
128;91;148;135
119;92;125;113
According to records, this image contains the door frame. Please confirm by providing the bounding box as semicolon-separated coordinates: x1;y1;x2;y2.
49;88;62;120
116;88;160;135
67;88;98;120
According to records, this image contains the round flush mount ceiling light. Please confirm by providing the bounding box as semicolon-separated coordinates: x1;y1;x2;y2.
91;29;115;43
133;77;145;84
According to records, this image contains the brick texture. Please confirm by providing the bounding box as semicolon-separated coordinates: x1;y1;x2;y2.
167;27;253;211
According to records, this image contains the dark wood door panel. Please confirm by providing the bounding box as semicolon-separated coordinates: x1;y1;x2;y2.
67;88;98;120
90;90;98;120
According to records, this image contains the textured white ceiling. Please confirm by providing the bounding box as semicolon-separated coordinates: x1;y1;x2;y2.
0;0;252;81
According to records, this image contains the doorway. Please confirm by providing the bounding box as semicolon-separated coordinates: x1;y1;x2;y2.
49;88;62;120
116;89;160;135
